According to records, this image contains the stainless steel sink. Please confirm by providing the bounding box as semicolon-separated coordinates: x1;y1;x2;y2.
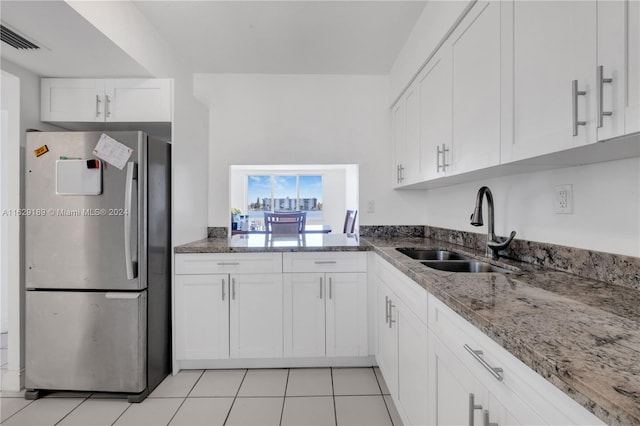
396;248;471;261
420;260;513;274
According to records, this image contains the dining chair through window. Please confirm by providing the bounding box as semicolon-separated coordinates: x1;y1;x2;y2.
264;211;307;234
343;209;357;233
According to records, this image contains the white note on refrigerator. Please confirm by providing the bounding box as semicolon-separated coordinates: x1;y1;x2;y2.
92;133;133;170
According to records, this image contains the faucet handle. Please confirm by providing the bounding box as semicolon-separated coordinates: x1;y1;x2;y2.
487;231;517;252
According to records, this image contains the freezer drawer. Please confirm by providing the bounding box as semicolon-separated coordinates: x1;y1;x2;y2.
25;290;147;393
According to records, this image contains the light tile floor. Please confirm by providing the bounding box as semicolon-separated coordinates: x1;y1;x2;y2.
0;367;403;426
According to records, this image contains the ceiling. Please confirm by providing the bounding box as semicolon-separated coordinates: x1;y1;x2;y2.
0;1;150;77
1;1;426;77
132;1;426;74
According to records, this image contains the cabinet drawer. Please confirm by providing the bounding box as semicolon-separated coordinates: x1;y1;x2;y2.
283;252;367;273
175;253;282;274
375;256;427;325
428;294;604;425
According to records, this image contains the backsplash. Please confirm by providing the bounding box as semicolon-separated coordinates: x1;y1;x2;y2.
207;227;228;238
425;226;640;291
358;225;425;238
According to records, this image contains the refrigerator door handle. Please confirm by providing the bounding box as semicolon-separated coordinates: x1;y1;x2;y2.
124;162;138;280
105;292;141;299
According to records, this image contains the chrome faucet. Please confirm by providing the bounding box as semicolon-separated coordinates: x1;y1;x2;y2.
470;186;516;260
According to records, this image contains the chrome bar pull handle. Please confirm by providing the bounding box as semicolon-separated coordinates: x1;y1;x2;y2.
396;165;400;183
441;144;449;171
483;410;498;426
105;94;111;118
221;278;226;301
464;344;504;381
329;277;333;299
217;262;240;266
320;277;323;299
436;145;442;172
95;95;101;118
388;301;396;328
385;296;390;324
468;393;483;426
123;162;137;280
597;65;613;128
400;165;404;182
572;80;587;136
314;261;337;265
231;278;236;300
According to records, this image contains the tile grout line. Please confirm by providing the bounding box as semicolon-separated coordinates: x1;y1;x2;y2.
53;395;91;426
278;368;290;426
223;368;248;425
0;397;35;424
331;367;338;426
165;369;206;426
372;367;396;426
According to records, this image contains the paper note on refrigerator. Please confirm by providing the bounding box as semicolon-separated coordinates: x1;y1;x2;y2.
92;134;133;170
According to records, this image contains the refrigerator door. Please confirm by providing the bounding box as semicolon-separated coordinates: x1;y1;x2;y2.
25;131;147;290
25;290;147;393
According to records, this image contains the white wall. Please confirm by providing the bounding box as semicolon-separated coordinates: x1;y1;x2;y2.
424;157;640;256
66;0;210;246
194;73;426;228
0;62;65;390
389;0;473;103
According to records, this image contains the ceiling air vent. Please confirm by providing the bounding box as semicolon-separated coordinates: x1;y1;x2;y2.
1;24;40;50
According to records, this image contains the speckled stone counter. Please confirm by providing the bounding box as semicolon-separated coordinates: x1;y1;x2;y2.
365;236;640;426
175;233;368;253
175;234;640;425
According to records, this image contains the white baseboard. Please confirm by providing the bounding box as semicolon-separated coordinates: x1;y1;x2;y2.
174;356;377;373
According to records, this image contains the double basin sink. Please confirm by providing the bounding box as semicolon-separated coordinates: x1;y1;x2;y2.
396;248;513;274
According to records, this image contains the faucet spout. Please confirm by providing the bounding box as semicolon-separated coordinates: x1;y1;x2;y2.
470;186;516;260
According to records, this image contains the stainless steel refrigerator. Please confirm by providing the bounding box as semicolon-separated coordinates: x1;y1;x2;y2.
24;131;171;402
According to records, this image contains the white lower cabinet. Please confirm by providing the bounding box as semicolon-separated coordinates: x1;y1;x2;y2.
375;259;429;426
283;252;368;358
174;253;283;362
229;273;283;358
174;251;369;368
174;274;229;360
374;254;605;426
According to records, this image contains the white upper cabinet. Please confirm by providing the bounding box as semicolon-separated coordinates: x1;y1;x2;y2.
41;78;172;123
419;48;452;180
104;79;172;122
450;1;502;174
392;83;422;186
506;1;597;161
624;0;640;134
41;79;106;122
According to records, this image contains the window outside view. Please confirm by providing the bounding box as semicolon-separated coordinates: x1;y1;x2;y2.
247;175;323;225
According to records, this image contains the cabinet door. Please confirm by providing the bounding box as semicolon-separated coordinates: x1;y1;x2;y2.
105;79;172;122
230;273;283;358
596;0;627;140
174;274;229;360
283;273;325;358
508;1;597;160
397;304;429;426
403;84;422;184
325;273;367;357
450;1;502;174
392;99;406;186
428;331;477;426
626;0;640;133
41;78;105;122
419;49;452;180
376;281;398;395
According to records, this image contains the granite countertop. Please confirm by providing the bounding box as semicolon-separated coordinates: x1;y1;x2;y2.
175;234;639;425
174;233;368;253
